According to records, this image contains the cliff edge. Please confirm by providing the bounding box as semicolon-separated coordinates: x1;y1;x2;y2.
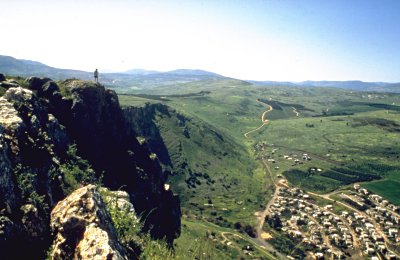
0;75;180;258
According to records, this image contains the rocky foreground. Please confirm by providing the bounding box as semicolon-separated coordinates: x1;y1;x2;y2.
50;185;128;259
0;75;180;259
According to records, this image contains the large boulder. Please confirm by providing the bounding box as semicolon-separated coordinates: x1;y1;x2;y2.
50;185;128;260
0;73;6;82
25;76;52;92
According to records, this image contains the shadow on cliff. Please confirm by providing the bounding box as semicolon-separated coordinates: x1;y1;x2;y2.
45;79;181;244
123;104;173;169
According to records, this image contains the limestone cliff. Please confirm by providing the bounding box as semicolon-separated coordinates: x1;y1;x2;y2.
0;75;180;258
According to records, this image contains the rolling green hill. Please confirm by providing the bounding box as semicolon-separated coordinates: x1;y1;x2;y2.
118;77;400;258
120;97;271;258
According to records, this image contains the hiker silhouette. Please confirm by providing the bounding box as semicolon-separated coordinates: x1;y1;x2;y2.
94;69;99;83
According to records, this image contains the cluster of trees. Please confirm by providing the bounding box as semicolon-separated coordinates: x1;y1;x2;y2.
185;171;214;189
321;168;380;185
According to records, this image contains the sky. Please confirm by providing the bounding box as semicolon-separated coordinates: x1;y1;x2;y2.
1;0;400;82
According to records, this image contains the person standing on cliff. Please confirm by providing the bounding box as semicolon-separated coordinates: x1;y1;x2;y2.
94;69;99;83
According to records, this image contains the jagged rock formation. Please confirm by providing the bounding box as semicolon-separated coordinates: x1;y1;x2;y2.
0;85;67;259
0;75;181;258
44;79;181;243
50;185;128;259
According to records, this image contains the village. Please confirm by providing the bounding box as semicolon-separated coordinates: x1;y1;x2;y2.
265;183;400;259
253;142;400;259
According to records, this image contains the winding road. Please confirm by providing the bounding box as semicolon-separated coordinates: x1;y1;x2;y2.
244;99;273;138
291;106;300;117
243;98;289;258
253;157;290;259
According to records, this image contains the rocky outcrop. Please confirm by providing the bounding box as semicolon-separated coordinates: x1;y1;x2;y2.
42;79;181;243
50;185;127;260
0;77;20;89
0;85;70;259
0;78;181;259
0;76;181;258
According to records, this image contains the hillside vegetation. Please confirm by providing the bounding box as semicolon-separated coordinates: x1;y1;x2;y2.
119;77;400;257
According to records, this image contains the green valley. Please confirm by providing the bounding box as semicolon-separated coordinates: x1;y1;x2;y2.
117;77;400;259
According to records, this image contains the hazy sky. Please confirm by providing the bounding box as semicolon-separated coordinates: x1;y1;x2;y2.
1;0;399;81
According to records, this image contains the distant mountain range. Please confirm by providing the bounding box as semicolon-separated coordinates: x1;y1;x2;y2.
0;55;92;80
0;55;222;89
249;80;400;93
1;55;399;92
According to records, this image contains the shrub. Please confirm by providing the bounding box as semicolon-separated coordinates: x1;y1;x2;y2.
59;144;97;194
102;189;142;257
14;164;49;212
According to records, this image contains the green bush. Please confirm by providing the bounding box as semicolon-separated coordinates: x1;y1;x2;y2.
59;144;97;194
101;189;142;258
14;164;49;212
103;190;176;259
139;236;175;260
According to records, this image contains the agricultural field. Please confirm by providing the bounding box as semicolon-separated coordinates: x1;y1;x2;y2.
362;180;400;205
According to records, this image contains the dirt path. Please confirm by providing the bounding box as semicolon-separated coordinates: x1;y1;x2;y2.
244;99;273;138
253;158;290;259
256;159;276;236
195;221;278;258
291;106;300;117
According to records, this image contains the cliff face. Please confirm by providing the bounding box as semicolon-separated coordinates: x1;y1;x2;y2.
123;104;173;169
0;85;68;258
48;80;181;243
0;76;180;258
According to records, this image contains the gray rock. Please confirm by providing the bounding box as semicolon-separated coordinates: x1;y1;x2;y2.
50;185;128;260
0;81;20;89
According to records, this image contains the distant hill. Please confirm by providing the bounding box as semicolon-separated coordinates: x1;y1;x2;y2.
122;69;221;77
298;80;383;90
1;55;399;92
123;69;160;75
251;80;400;93
0;55;224;89
0;55;92;80
165;69;221;77
248;80;298;87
